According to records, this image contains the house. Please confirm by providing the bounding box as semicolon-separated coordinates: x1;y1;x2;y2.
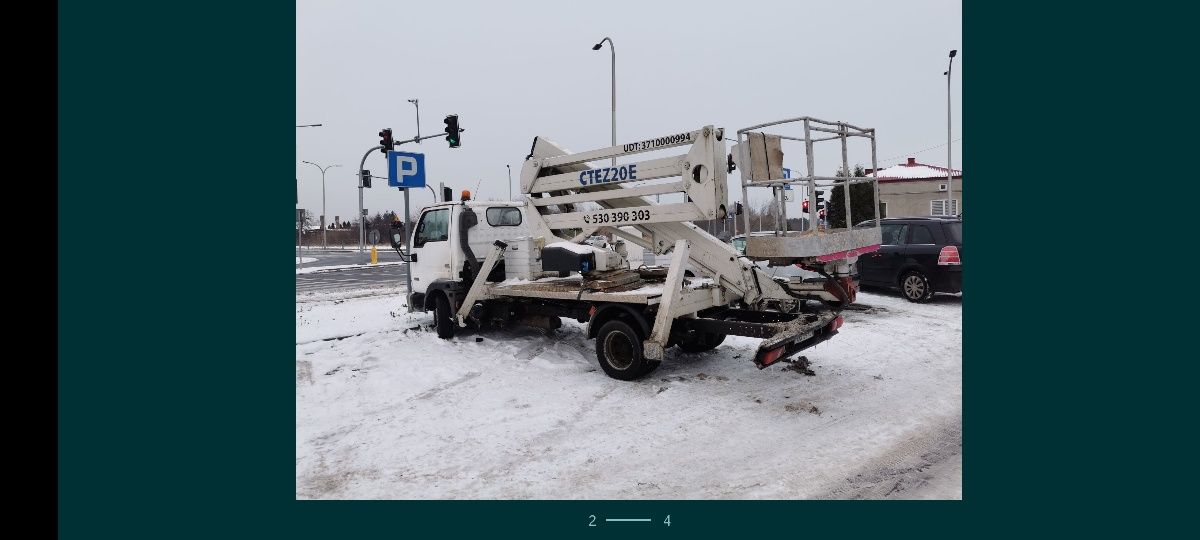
867;157;962;217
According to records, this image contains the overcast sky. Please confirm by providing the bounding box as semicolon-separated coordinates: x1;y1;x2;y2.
297;0;961;222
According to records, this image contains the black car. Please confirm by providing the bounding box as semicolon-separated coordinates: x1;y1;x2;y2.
854;216;962;302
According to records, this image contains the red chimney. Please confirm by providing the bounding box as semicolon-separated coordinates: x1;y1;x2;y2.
906;157;917;166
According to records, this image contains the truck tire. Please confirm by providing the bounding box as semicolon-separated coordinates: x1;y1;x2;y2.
433;294;457;339
677;330;726;353
595;320;659;380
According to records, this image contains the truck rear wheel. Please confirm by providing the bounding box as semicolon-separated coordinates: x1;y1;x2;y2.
433;294;457;339
595;320;659;380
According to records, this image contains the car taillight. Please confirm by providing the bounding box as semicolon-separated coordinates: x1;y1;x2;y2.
938;245;961;265
760;347;784;367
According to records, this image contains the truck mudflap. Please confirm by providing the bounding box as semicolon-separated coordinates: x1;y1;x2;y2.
681;309;843;369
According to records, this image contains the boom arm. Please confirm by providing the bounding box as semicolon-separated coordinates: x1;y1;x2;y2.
520;126;792;308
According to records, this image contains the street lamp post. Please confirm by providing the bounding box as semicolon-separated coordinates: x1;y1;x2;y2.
507;164;512;200
944;49;957;216
296;123;324;268
592;37;616;168
407;99;421;142
302;161;341;249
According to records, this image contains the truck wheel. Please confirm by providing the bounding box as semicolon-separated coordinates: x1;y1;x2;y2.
677;330;726;353
900;270;934;303
433;294;457;339
595;320;658;380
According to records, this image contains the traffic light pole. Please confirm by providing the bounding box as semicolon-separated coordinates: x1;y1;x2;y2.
401;130;463;146
357;145;382;262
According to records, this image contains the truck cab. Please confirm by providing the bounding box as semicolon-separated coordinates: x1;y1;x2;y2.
402;199;529;312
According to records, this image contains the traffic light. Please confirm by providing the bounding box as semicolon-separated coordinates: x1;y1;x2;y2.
378;128;394;154
735;201;744;215
727;153;737;173
361;169;372;189
444;114;461;148
442;186;453;202
803;198;809;213
815;190;826;206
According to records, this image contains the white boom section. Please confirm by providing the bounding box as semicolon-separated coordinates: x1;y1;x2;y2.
519;126;795;308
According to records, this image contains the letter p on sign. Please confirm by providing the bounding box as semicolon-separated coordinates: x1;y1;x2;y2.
387;151;426;188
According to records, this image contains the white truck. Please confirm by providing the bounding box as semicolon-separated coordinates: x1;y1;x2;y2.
391;117;883;380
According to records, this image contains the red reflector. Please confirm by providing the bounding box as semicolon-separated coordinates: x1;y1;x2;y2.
938;245;961;265
830;315;844;331
760;347;784;366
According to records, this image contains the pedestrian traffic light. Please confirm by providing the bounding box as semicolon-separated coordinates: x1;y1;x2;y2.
444;114;461;148
379;128;394;154
803;198;809;212
361;169;372;188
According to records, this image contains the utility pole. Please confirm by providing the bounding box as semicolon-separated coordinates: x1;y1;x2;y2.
945;49;957;216
507;164;513;200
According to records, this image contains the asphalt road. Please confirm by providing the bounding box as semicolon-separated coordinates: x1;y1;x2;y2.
296;248;408;294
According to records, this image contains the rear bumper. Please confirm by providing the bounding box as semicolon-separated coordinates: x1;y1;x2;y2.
680;309;843;369
931;268;962;294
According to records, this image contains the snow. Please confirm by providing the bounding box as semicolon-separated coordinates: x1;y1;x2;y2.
296;262;406;275
546;241;598;255
296;257;317;264
296;290;962;499
873;161;962;180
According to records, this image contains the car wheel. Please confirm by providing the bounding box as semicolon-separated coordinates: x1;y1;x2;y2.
900;270;934;303
595;320;659;380
433;294;457;338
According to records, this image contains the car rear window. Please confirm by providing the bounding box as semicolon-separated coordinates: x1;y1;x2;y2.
944;222;962;244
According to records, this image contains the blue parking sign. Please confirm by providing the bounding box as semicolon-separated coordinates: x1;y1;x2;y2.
388;151;426;188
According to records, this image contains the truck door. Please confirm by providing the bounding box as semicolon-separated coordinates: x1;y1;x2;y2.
409;207;453;292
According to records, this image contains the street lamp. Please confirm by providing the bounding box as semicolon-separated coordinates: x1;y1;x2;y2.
507;164;512;200
407;99;420;142
591;37;616;168
301;161;341;249
944;49;957;216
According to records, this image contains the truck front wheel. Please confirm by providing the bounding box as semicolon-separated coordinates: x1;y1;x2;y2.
595;320;659;380
433;294;457;339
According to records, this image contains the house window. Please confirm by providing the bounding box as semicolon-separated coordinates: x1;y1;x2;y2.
939;183;948;192
930;199;959;216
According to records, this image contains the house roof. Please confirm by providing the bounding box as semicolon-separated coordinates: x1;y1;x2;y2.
871;157;962;183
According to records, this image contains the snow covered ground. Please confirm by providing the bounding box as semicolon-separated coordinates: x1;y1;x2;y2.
296;257;318;264
296;288;962;500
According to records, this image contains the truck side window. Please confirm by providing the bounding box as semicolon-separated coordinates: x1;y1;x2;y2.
414;209;449;248
485;207;522;226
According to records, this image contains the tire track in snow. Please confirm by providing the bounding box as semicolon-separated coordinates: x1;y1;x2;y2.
813;414;961;499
